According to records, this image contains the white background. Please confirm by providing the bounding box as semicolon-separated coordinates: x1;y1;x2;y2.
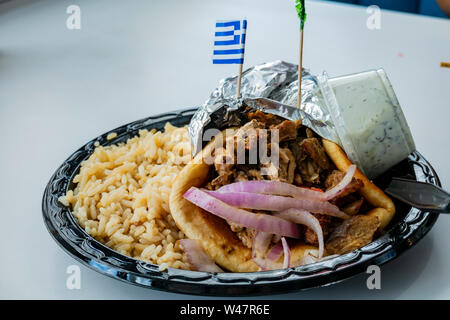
1;0;449;299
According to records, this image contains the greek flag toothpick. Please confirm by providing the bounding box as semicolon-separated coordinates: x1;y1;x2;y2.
213;19;247;64
213;19;247;97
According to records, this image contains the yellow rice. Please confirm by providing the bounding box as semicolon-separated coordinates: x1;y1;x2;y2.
59;123;193;271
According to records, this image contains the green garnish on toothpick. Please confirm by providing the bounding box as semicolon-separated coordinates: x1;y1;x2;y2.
296;0;307;30
295;0;306;108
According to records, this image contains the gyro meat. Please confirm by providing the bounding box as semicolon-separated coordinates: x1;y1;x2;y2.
326;214;380;255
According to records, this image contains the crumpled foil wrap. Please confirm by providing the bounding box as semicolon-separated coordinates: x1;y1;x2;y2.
189;60;341;155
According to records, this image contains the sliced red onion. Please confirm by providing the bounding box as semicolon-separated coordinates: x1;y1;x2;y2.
251;231;275;271
218;180;326;201
179;239;223;273
274;209;324;259
281;237;290;269
252;237;290;270
325;165;357;200
252;231;272;258
204;190;348;219
184;187;301;238
266;241;283;261
255;244;329;270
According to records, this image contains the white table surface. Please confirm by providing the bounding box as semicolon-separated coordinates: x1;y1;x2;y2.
1;0;449;300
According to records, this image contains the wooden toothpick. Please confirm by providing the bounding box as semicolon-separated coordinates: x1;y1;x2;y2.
236;64;243;98
297;28;304;109
295;0;306;109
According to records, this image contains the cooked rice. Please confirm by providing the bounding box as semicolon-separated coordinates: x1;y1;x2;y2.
59;123;193;271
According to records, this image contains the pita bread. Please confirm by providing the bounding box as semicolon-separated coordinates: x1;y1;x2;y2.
321;139;395;229
169;134;394;272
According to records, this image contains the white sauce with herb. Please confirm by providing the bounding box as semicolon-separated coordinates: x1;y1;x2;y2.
325;70;415;178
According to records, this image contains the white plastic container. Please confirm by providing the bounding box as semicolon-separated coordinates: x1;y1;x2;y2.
319;69;416;179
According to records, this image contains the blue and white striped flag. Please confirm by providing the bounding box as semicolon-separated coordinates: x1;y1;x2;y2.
212;19;247;64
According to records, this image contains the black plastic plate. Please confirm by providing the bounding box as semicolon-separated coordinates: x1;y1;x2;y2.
42;108;440;296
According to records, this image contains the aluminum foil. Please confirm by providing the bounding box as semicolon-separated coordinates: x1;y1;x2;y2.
189;60;340;155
